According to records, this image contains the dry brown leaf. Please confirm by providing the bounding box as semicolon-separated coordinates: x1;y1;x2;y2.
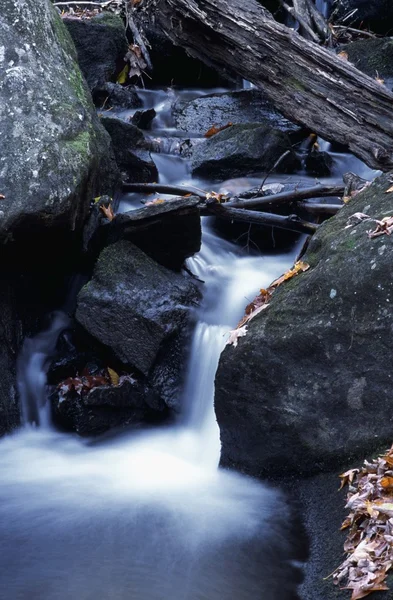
385;185;393;193
145;198;166;206
380;477;393;490
205;191;228;204
338;51;349;61
0;194;5;200
204;122;233;138
226;325;248;348
100;204;115;221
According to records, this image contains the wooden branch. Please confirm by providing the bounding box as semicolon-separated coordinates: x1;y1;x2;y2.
202;204;318;235
296;201;342;215
144;0;393;170
279;0;320;43
122;182;207;199
227;185;345;209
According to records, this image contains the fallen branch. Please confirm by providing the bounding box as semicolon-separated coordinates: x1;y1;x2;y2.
202;204;318;235
227;184;345;209
122;182;207;200
296;201;342;215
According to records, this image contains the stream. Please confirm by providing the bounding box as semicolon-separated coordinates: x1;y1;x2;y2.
0;85;377;600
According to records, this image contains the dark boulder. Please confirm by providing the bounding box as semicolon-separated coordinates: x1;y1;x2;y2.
345;38;393;88
215;171;393;477
191;123;300;179
130;108;156;130
76;240;201;379
94;82;143;110
0;0;118;255
63;13;128;92
305;149;333;177
100;117;158;182
173;89;300;136
334;0;393;34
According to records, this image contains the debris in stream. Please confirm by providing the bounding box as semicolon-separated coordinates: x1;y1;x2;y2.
57;366;136;400
100;203;115;221
226;260;310;346
332;445;393;599
368;216;393;239
204;122;233;138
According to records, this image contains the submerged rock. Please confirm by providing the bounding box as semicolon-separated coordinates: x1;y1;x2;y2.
173;89;299;135
63;13;128;92
191;123;300;179
0;0;118;252
101;117;158;182
76;240;200;380
215;171;393;476
305;149;333;176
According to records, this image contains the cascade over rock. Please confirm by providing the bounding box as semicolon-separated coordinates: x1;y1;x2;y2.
215;172;393;476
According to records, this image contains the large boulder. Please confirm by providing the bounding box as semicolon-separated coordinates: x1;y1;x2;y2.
173;89;299;135
191;123;300;179
0;0;118;252
100;117;158;182
63;13;128;92
215;171;393;477
334;0;393;34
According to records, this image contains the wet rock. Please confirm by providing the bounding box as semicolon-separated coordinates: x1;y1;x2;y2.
334;0;393;34
0;0;118;252
191;123;300;179
215;171;393;477
130;108;156;130
173;89;299;135
52;378;168;436
76;240;201;379
94;82;143;109
305;149;333;176
106;197;202;270
344;37;393;87
100;117;158;182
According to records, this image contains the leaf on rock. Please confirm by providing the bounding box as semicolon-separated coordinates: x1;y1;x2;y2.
338;51;349;60
100;203;115;221
145;198;166;206
385;185;393;193
205;191;228;204
226;325;248;348
368;216;393;239
204;122;233;138
107;367;120;386
0;194;5;200
116;64;129;85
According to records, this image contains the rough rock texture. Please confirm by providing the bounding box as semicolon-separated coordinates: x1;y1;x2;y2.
334;0;393;34
191;123;300;179
345;38;393;88
94;82;143;109
101;117;158;182
76;240;200;378
63;13;128;92
305;149;333;177
215;171;393;477
173;89;300;135
0;0;118;246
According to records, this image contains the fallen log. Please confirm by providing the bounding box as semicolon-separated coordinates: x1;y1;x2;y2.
296;201;341;215
122;182;207;199
144;0;393;170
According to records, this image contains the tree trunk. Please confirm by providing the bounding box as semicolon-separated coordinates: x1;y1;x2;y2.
144;0;393;171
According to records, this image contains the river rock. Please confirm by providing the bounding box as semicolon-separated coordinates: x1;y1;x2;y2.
173;89;299;135
305;149;333;176
100;117;158;182
334;0;393;34
0;0;118;251
215;171;393;477
63;13;128;92
76;240;201;380
191;123;300;179
94;82;143;110
345;38;393;88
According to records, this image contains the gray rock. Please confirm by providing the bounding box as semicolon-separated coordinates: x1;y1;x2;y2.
63;13;128;92
95;82;143;109
215;171;393;476
334;0;393;34
0;0;118;245
305;149;333;177
173;89;299;135
76;240;201;377
345;37;393;88
101;117;158;182
191;123;300;179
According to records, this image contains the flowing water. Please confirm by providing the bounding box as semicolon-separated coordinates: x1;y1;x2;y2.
0;86;376;599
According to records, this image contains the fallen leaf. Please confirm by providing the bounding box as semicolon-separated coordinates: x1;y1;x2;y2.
107;367;120;386
205;191;228;204
100;204;115;221
117;64;129;85
385;185;393;193
226;325;248;348
380;477;393;490
145;198;166;206
204;122;233;138
338;51;349;60
0;194;5;200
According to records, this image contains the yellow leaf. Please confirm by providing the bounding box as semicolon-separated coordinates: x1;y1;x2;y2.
107;367;120;386
117;64;129;85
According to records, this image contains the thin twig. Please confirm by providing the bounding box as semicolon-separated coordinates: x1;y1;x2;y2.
229;184;345;209
258;150;291;193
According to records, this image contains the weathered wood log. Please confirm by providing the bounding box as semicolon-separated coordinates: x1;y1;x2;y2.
202;204;318;234
144;0;393;170
122;182;207;199
296;201;341;215
227;184;345;209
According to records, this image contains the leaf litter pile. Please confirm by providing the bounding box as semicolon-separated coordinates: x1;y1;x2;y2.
332;446;393;599
226;260;310;347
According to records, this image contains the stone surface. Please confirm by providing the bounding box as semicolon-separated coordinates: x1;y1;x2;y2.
63;13;128;92
345;37;393;88
0;0;118;246
76;240;201;377
191;123;300;179
101;116;158;182
173;89;299;135
215;171;393;477
305;149;333;177
334;0;393;34
94;82;143;109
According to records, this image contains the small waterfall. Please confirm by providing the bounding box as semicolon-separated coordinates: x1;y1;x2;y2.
17;311;70;428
